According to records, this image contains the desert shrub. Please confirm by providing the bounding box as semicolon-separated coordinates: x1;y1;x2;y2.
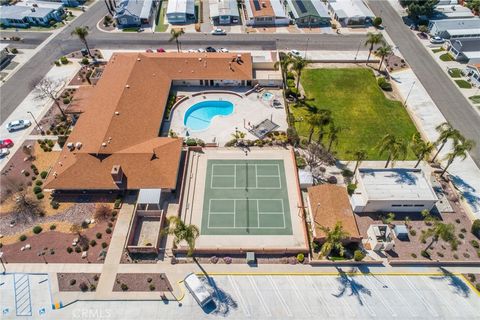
463;252;470;258
297;253;305;263
436;252;444;257
377;77;392;91
471;240;479;249
96;232;102;239
33;186;42;194
149;284;155;291
60;56;69;64
121;283;128;291
70;279;76;285
459;233;465;239
411;253;417;258
347;183;357;195
54;60;61;66
420;250;430;259
95;204;113;221
286;71;294;79
105;228;112;234
327;176;337;184
75;246;82;253
472;219;480;238
79;282;88;292
147;277;153;283
19;234;27;241
90;284;96;291
24;171;30;177
67;247;73;253
185;138;197;146
223;256;232;264
35;180;43;186
409;229;417;236
90;240;97;247
36;193;44;200
373;17;382;28
39;171;48;179
81;57;89;65
108;222;113;228
51;201;60;209
112;210;118;217
354;250;365;261
114;198;122;209
101;242;108;249
33;226;43;234
210;256;219;264
453;253;459;259
476;283;480;291
49;224;56;231
295;156;306;168
94;275;99;281
81;221;89;229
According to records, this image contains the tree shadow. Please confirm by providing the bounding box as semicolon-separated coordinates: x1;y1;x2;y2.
430;267;470;298
332;267;372;306
194;258;238;316
450;175;480;213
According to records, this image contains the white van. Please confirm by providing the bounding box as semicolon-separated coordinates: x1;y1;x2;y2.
184;273;213;307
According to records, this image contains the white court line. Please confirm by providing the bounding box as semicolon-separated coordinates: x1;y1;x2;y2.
267;276;293;317
233;200;236;228
256;200;260;228
287;276;312;316
254;164;258;189
248;276;271;317
307;276;335;317
380;276;417;318
403;276;439;318
363;276;397;317
228;276;251;317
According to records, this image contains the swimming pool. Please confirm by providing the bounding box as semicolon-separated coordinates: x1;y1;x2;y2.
262;92;274;101
184;100;234;131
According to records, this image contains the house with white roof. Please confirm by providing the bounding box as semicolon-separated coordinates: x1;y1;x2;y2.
244;0;289;26
166;0;195;24
327;0;374;27
428;18;480;39
210;0;239;25
350;168;438;213
114;0;159;28
432;4;474;20
0;1;64;28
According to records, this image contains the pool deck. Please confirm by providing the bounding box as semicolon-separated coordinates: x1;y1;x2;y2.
180;147;308;253
168;87;288;145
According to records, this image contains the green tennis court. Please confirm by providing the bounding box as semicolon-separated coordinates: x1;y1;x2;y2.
201;159;292;235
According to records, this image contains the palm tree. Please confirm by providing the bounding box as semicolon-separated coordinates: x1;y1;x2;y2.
327;122;341;152
71;26;91;56
165;216;199;256
231;130;246;141
441;139;475;177
410;133;435;168
274;53;294;88
432;122;462;162
421;221;458;251
376;133;408;168
353;150;367;174
292;56;308;93
376;44;392;71
306;112;321;144
365;32;384;62
318;222;350;257
316;109;332;144
169;28;185;53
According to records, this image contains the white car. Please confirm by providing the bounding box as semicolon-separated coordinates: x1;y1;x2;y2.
0;148;10;158
197;48;206;53
6;119;31;132
211;28;226;35
430;36;445;44
219;48;229;53
290;49;301;57
187;49;197;53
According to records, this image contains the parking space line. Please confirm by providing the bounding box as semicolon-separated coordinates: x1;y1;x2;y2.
363;276;397;317
403;276;439;318
380;276;417;318
287;276;312;316
307;276;335;317
248;276;271;317
420;276;457;315
326;277;356;317
267;276;292;317
228;276;251;317
349;278;376;317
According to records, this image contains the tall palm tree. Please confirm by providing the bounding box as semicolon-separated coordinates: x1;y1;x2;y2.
410;133;435;168
316;109;332;144
365;32;384;62
71;26;91;56
432;122;463;162
376;44;392;71
441;139;475;177
169;28;185;53
421;221;458;251
274;53;294;88
292;56;308;93
376;133;408;168
353;150;367;174
306;112;321;144
165;216;199;256
327;122;341;152
318;222;350;257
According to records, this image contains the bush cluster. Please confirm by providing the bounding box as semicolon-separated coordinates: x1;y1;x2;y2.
377;77;392;91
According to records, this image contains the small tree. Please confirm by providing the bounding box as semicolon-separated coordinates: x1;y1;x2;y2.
376;44;392;71
376;133;408;168
373;17;382;28
164;216;199;256
318;222;350;257
13;193;44;223
327;122;341;152
94;204;113;221
432;122;462;162
352;150;367;174
291;56;308;93
71;26;91;56
421;221;458;251
418;25;429;35
365;32;384;62
410;133;435;168
169;28;185;53
33;78;67;118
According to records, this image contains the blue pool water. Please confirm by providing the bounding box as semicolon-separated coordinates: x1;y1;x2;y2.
184;100;234;131
262;92;274;101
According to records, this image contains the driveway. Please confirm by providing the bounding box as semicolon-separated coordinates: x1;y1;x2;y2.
16;273;480;319
367;0;480;166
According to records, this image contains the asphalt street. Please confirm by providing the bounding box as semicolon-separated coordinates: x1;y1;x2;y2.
0;32;51;49
0;1;368;122
368;0;480;166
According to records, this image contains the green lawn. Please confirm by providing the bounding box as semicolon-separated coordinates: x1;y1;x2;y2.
295;68;418;160
448;68;462;78
155;2;168;32
432;47;444;53
469;95;480;104
455;79;472;89
440;53;454;61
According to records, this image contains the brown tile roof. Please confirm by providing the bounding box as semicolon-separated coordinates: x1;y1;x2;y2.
307;185;361;241
249;0;274;17
45;52;253;190
65;86;94;114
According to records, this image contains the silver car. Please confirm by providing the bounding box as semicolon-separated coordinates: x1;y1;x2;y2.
0;148;10;158
6;119;31;132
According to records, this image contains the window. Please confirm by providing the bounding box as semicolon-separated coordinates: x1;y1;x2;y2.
402;204;413;207
392;204;401;207
414;204;424;207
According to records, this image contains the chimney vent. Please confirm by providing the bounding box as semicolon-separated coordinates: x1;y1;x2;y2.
111;165;123;184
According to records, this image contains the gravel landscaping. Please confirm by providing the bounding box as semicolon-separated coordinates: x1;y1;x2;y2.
57;273;100;292
113;273;172;292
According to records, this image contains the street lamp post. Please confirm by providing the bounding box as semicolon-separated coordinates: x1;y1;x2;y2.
354;40;362;61
304;38;310;60
403;81;416;107
27;111;43;134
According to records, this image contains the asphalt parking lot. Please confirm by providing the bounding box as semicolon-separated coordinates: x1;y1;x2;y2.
42;273;480;319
